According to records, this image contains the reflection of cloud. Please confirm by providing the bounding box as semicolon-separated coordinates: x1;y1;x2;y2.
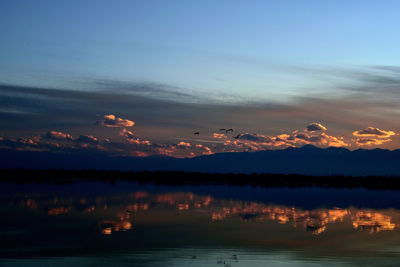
101;114;135;128
306;122;327;132
352;210;396;233
210;203;348;235
48;206;71;215
13;191;400;236
100;220;132;235
353;127;396;138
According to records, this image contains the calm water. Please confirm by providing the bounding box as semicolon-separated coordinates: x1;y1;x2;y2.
1;181;400;266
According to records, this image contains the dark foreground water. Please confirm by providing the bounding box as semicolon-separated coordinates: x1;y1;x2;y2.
1;180;400;266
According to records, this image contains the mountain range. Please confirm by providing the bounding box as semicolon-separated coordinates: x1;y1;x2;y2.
1;145;400;176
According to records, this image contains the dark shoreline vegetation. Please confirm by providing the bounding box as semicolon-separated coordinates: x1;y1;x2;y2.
1;169;400;190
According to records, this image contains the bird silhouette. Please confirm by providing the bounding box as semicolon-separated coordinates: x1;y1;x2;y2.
219;128;234;133
233;134;242;139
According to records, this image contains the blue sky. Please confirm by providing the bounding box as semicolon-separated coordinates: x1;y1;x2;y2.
1;1;400;155
2;1;400;95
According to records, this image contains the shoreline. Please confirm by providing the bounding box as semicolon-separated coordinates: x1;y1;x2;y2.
1;168;400;190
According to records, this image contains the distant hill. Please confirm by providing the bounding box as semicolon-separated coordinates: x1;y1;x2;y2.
1;145;400;176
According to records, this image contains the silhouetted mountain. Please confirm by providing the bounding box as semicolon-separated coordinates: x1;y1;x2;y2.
1;145;400;176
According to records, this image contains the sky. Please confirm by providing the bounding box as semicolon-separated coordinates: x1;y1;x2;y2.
1;0;400;157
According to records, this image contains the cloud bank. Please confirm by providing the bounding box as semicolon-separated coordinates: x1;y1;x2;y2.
1;119;395;158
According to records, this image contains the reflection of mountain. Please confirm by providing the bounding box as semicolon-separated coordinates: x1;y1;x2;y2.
15;191;399;235
2;145;400;175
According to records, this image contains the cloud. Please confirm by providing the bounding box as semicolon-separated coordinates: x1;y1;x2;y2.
17;137;40;146
273;131;348;148
119;128;151;145
202;146;213;155
75;135;99;144
195;144;213;155
352;126;396;147
306;122;327;132
45;131;72;140
355;138;392;146
353;127;396;138
216;123;349;152
101;114;135;128
0;136;59;152
213;133;227;139
237;133;273;142
319;133;348;147
119;128;135;139
177;141;191;147
2;81;400;153
0;119;394;158
94;80;196;101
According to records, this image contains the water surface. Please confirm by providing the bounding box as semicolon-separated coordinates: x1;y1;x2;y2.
1;181;400;266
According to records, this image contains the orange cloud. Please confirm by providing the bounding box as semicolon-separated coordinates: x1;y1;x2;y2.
221;127;349;152
195;144;213;155
46;131;72;140
353;127;396;138
75;135;98;144
119;129;151;145
213;133;228;139
352;127;395;147
177;141;191;147
306;122;327;132
2;121;397;158
18;137;39;145
202;146;213;155
119;128;135;139
355;138;392;146
319;133;348;147
101;114;135;128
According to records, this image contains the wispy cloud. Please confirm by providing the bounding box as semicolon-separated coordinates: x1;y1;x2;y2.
1;65;400;149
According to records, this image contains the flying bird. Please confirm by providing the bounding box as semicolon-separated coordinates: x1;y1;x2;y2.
219;128;234;133
233;134;242;139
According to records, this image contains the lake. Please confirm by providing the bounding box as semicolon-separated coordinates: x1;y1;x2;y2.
1;180;400;266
